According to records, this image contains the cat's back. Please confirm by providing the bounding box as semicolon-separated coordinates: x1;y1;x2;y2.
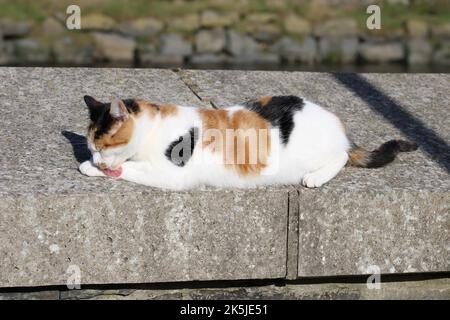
194;95;305;135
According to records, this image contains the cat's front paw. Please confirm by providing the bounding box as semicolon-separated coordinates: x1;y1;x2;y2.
302;172;326;188
79;160;105;177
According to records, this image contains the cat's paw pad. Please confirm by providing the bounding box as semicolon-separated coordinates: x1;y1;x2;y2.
302;172;326;188
79;160;104;177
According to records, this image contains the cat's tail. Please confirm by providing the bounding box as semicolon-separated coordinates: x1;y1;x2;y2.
347;140;418;168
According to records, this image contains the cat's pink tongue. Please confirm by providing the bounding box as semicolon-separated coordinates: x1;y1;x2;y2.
102;167;122;178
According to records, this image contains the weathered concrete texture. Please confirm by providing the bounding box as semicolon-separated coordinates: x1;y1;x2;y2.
0;68;289;287
178;70;450;277
0;68;449;287
298;190;449;276
56;278;450;300
0;68;208;196
0;191;288;287
286;190;299;280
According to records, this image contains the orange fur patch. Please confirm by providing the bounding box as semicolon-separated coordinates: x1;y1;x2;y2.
159;104;179;118
199;108;271;176
134;100;158;118
347;147;369;167
92;118;134;150
258;96;273;106
134;101;178;119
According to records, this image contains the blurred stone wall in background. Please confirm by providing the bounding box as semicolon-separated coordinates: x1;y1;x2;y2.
0;0;449;70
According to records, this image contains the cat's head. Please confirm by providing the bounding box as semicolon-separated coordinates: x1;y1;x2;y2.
83;95;140;170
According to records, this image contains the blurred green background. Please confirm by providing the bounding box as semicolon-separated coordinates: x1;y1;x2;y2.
0;0;449;72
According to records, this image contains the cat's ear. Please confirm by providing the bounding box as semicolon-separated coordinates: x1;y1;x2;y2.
110;99;129;119
84;95;103;108
83;95;104;121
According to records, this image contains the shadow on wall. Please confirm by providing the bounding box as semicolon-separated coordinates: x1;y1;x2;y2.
333;73;450;173
61;131;91;164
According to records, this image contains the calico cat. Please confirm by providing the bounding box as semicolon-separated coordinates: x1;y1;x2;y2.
79;95;417;190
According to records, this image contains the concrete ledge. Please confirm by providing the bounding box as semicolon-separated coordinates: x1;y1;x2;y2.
0;68;289;287
297;190;449;276
0;68;448;288
176;70;450;277
0;190;288;287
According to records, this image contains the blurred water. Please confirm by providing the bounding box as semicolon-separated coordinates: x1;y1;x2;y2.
4;62;450;73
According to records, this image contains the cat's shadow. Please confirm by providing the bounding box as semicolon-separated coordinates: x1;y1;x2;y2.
62;131;91;164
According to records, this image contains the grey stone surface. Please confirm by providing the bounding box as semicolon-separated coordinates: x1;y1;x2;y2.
407;39;432;65
286;191;299;280
359;42;405;63
0;190;288;287
117;17;164;38
0;40;15;65
12;39;50;63
433;42;450;66
195;29;226;53
42;18;65;37
283;14;311;36
0;68;287;287
319;37;359;63
81;14;116;31
93;33;136;62
200;10;238;28
274;36;317;64
251;24;282;43
174;70;450;277
169;14;199;32
0;18;32;38
0;68;208;197
298;190;449;276
0;68;449;287
160;34;192;57
52;36;95;65
313;18;359;37
226;30;260;57
431;23;450;39
406;19;429;38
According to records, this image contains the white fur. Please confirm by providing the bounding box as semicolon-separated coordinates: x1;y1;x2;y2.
80;100;351;190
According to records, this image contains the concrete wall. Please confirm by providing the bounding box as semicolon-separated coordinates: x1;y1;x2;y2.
0;68;448;291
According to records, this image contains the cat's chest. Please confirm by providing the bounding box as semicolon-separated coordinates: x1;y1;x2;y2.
133;136;161;162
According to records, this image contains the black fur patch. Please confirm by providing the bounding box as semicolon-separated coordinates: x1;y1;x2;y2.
243;95;304;144
165;127;199;167
122;99;141;114
91;106;115;139
87;99;140;140
366;140;418;168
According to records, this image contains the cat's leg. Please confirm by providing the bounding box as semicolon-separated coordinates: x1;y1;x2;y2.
120;161;189;190
79;160;106;177
302;152;348;188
